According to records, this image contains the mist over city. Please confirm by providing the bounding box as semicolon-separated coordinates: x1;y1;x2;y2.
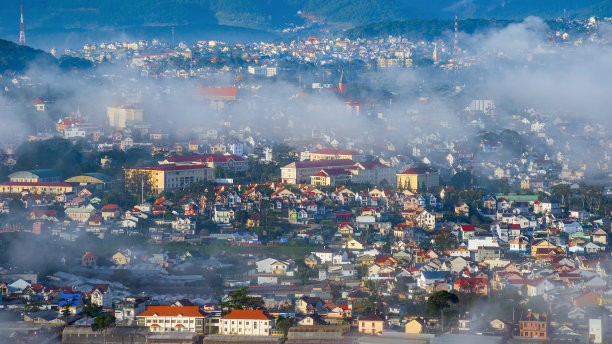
0;1;611;344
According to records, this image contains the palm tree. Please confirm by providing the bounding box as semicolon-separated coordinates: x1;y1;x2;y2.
92;313;116;344
82;302;101;326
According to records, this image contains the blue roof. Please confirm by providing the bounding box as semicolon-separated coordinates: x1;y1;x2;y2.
422;271;447;279
58;293;80;307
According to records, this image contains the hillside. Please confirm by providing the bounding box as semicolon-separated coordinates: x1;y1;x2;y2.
0;39;55;73
0;0;610;37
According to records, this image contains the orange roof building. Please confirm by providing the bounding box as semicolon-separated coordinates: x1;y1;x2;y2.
137;306;206;333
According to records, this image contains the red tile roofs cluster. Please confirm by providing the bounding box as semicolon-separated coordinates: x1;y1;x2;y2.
129;165;210;171
201;85;237;98
222;309;274;320
312;149;359;155
461;224;476;232
399;166;437;174
138;306;205;317
166;154;245;163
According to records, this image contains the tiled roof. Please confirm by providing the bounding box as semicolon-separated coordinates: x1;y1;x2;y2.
138;306;205;317
222;310;273;320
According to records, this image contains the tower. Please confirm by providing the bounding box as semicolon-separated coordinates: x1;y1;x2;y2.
453;13;458;60
433;43;438;64
338;69;347;93
19;4;25;46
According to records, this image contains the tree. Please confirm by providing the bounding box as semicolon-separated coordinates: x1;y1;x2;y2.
426;291;459;331
82;302;102;326
124;169;154;203
219;287;264;314
59;295;74;324
275;317;292;337
23;301;41;313
92;313;116;344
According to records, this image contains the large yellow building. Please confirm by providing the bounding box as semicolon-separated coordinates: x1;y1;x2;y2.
107;105;143;129
126;165;213;193
396;167;439;191
0;182;73;195
309;149;363;162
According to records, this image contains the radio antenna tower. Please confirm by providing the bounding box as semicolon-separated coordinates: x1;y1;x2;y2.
453;13;458;60
19;3;25;46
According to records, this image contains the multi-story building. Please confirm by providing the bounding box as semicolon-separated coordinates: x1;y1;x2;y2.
281;159;356;184
310;169;352;186
519;313;548;340
0;182;73;195
220;310;275;336
159;153;247;172
137;306;206;333
9;169;61;183
396;167;439;191
357;314;384;335
125;165;213;193
106;105;144;129
309;149;363;162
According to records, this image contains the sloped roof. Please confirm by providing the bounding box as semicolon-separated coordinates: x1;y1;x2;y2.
138;306;205;317
223;309;273;320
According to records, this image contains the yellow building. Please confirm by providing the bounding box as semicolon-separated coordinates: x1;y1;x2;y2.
107;105;144;129
0;182;73;195
112;251;131;266
405;318;425;334
396;167;439;191
125;165;213;193
358;314;384;335
310;149;363;162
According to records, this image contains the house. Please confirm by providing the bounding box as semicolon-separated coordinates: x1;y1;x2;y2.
358;314;384;335
519;312;548;340
310;168;352;186
137;305;206;333
256;258;290;275
345;238;364;251
405;317;425;334
312;248;333;264
112;250;133;266
459;225;476;241
81;252;96;267
531;239;560;258
454;278;489;295
57;293;83;314
298;314;327;326
509;237;530;254
455;202;470;217
418;271;447;289
91;284;112;309
396;167;439;191
220;310;275;336
100;204;121;219
295;296;324;315
214;206;235;224
592;228;607;245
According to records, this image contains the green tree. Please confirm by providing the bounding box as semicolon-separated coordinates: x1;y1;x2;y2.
91;313;116;344
426;291;459;331
82;302;102;326
219;287;264;314
275;317;292;338
23;301;41;313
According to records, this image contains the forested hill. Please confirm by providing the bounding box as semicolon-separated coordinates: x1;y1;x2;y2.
344;19;515;40
0;39;55;73
1;0;612;34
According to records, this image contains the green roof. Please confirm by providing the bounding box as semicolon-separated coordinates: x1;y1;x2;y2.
9;169;60;179
495;193;539;202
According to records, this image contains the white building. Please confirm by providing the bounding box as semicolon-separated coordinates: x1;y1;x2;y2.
137;306;206;333
220;310;275;336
